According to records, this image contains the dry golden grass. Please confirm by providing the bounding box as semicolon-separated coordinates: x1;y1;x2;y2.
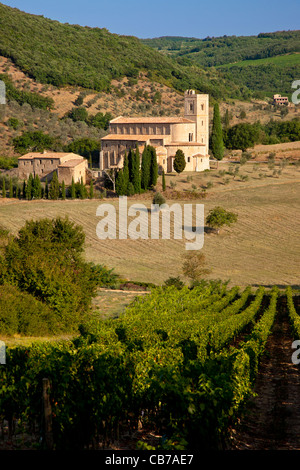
0;161;299;289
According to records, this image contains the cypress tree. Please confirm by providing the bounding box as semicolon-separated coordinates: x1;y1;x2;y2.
141;145;151;190
173;149;186;174
149;145;158;188
33;175;42;199
79;177;85;199
128;148;135;184
89;179;94;199
123;151;129;193
25;173;33;200
71;177;76;199
61;180;66;200
49;172;59;200
162;169;166;191
22;180;26;199
211;102;224;161
9;178;13;198
45;177;49;199
133;145;141;193
115;169;126;196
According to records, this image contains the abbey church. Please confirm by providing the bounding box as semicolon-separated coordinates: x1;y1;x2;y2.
100;90;210;173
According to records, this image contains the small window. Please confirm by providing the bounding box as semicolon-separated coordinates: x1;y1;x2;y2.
189;133;193;142
187;157;190;163
201;104;204;111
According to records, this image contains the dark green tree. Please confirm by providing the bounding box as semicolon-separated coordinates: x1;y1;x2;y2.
89;179;94;199
61;180;66;200
162;169;166;191
211;103;224;161
71;177;76;199
49;172;60;200
32;174;42;199
25;173;33;200
45;177;49;200
9;178;13;198
115;169;126;196
149;145;158;187
173;149;186;174
123;151;129;193
141;145;151;190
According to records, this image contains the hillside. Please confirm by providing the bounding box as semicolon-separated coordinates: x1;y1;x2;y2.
142;32;300;98
0;3;244;101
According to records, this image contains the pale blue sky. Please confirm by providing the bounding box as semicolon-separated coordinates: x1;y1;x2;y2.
1;0;300;39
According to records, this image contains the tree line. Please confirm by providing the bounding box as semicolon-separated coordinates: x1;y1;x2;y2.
210;103;300;159
1;173;94;200
114;144;158;196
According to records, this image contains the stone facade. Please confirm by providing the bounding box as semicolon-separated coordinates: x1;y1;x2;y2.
100;90;210;173
18;152;88;185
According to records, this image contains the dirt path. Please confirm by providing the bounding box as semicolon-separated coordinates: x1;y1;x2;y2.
229;296;300;450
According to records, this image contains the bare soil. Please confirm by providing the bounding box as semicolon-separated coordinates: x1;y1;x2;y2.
229;296;300;450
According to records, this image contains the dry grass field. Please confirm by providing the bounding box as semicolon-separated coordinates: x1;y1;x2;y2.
1;160;299;290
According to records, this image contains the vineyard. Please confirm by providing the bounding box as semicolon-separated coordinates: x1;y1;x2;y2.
0;283;299;450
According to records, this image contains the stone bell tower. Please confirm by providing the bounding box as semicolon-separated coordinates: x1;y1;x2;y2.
184;89;209;154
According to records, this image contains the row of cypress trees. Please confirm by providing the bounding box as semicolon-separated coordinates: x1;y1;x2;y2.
1;172;93;200
115;144;158;196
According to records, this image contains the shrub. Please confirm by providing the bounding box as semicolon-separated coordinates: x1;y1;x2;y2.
152;192;166;206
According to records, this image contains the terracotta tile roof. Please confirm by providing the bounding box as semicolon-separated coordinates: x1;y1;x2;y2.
165;142;206;146
18;152;80;160
101;134;166;141
58;159;85;168
110;116;194;124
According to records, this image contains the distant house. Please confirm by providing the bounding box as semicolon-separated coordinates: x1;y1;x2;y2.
18;151;88;185
100;90;210;174
272;94;289;106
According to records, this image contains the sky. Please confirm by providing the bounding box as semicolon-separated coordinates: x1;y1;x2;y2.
1;0;300;39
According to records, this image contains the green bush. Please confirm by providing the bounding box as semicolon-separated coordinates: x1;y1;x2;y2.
0;284;57;335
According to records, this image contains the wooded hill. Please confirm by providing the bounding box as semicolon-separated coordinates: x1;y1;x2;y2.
142;32;300;98
0;3;246;101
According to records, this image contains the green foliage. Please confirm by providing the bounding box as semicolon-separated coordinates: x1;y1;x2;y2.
0;156;18;170
0;217;100;332
173;149;186;174
0;284;58;335
210;103;224;160
49;172;60;200
149;145;158;188
224;119;300;150
0;284;288;449
143;32;300;98
0;73;54;110
206;206;238;231
152;192;166;206
162;169;166;191
12;130;56;154
0;3;243;100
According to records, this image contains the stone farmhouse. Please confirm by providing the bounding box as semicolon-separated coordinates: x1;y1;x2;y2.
18;151;88;185
100;90;210;173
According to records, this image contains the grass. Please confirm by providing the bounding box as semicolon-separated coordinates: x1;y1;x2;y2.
218;53;300;68
0;161;299;291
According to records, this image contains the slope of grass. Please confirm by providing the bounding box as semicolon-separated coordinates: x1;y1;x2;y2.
0;162;299;288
